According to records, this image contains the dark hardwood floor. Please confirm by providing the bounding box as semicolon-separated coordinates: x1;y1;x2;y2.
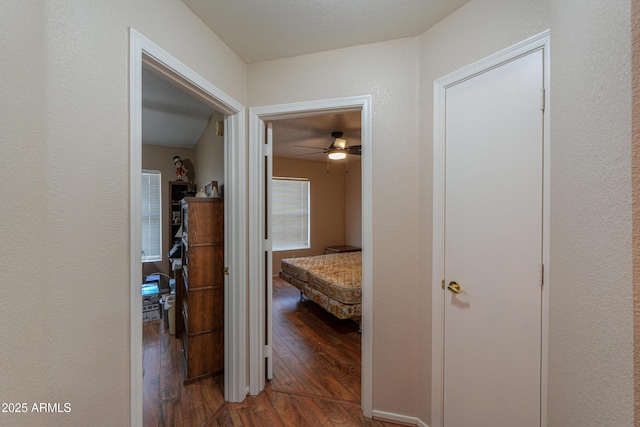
143;276;399;426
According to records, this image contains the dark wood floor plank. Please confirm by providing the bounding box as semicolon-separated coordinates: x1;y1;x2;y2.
275;351;330;396
204;406;234;427
200;376;226;422
264;389;308;426
247;392;287;427
143;277;374;426
314;397;363;426
159;398;182;427
160;355;181;401
290;394;335;426
143;320;161;348
142;322;160;427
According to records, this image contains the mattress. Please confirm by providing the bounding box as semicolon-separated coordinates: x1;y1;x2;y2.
280;252;362;321
307;253;361;304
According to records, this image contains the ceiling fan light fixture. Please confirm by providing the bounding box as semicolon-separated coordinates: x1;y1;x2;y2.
328;151;347;160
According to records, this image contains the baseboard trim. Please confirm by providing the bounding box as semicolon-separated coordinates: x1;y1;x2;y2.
372;410;429;427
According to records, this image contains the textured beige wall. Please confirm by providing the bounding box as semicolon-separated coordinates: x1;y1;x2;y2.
418;1;549;422
248;0;550;419
271;157;346;272
420;1;634;425
251;0;634;423
0;0;246;425
634;1;640;422
249;36;424;417
345;160;362;247
0;0;633;425
548;1;633;425
194;110;225;194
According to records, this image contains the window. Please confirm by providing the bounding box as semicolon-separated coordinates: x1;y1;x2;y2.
272;177;310;251
141;170;162;262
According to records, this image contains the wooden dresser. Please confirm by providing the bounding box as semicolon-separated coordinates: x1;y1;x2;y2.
324;245;361;254
178;197;224;382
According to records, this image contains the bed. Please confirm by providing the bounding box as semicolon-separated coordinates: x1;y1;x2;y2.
279;251;362;322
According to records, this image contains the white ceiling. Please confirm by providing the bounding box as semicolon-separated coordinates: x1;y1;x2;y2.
143;0;470;157
142;69;360;160
142;68;215;148
142;68;362;160
181;0;470;64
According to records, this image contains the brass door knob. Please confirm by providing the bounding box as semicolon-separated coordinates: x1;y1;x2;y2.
447;281;467;294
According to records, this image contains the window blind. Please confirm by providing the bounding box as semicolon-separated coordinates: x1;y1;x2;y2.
272;178;310;251
141;170;162;262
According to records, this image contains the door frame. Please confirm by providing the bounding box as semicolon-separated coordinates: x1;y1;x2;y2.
248;95;373;417
129;28;248;426
431;30;550;427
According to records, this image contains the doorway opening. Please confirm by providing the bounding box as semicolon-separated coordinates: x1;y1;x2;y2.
129;28;247;426
140;61;227;421
270;111;363;403
248;96;373;417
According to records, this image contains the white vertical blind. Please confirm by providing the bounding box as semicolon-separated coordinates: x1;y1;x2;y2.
272;178;310;251
141;170;162;262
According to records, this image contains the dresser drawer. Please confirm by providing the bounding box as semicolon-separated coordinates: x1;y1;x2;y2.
185;288;223;333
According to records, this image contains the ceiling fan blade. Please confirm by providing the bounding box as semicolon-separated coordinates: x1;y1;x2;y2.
296;151;325;157
346;145;361;155
294;144;327;150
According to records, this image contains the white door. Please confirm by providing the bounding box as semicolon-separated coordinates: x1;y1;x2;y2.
265;122;274;380
443;49;544;426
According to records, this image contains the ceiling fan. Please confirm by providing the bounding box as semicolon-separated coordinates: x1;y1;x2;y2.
295;131;361;160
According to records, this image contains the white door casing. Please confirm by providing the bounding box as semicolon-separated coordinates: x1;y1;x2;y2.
432;31;550;427
129;28;248;426
248;96;373;416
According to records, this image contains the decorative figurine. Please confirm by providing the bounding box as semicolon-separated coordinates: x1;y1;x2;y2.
195;188;207;198
173;156;188;181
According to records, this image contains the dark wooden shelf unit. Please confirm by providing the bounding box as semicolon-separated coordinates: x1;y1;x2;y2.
169;181;193;293
169;181;194;246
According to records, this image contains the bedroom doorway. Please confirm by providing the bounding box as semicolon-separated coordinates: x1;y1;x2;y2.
267;112;363;400
249;96;373;416
129;28;247;425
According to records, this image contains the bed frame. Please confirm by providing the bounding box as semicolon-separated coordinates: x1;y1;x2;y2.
279;251;362;323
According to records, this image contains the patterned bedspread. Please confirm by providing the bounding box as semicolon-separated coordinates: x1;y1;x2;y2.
280;251;362;321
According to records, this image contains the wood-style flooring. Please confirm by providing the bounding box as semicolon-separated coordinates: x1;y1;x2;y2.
143;276;400;426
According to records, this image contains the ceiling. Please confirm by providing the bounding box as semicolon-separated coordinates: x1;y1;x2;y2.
142;68;215;149
272;111;361;162
181;0;470;64
142;69;360;160
142;68;361;160
143;0;470;157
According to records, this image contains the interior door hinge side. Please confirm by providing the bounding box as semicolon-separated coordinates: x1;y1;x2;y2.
442;279;445;290
264;144;272;157
264;344;272;359
540;88;545;111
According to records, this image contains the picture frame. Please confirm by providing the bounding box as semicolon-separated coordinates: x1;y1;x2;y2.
205;180;219;198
